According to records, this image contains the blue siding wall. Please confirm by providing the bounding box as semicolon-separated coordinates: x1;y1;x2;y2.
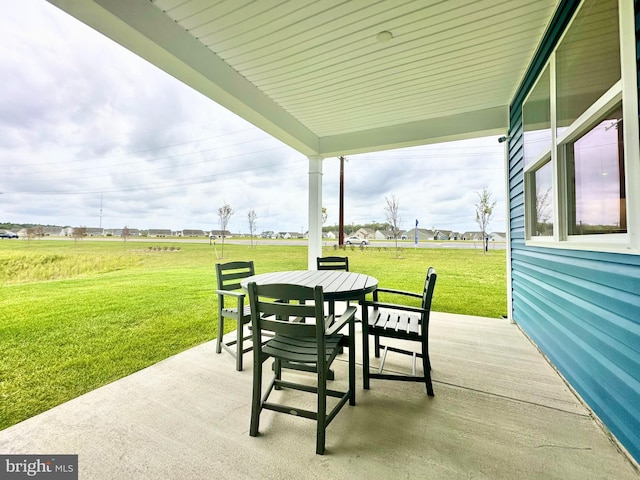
509;0;640;463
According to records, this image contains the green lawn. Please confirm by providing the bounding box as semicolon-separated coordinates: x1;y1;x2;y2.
0;239;505;429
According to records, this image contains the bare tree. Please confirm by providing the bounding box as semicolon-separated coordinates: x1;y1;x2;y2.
26;227;36;243
322;207;328;225
247;210;257;248
72;226;87;244
535;186;552;235
475;187;496;253
218;203;234;259
384;194;402;257
121;226;130;243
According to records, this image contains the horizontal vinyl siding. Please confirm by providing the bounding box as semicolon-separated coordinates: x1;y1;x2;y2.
508;0;640;462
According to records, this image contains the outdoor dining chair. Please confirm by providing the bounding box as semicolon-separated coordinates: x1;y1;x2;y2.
361;267;437;396
247;281;357;455
316;256;349;316
215;260;256;371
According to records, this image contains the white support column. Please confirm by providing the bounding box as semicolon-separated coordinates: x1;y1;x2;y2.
502;136;514;324
307;156;323;270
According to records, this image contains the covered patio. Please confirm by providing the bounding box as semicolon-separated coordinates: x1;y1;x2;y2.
1;311;637;479
24;0;640;472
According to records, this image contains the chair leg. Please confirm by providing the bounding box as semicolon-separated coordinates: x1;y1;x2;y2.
374;333;381;358
362;309;371;390
348;318;356;405
216;314;224;354
274;358;282;390
422;342;434;397
250;358;262;437
235;320;243;371
316;369;327;455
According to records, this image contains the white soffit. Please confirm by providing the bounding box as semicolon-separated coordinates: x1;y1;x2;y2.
48;0;560;157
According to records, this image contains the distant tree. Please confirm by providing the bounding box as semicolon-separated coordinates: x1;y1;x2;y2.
72;226;87;244
475;187;496;253
384;194;402;257
535;186;552;235
218;203;233;259
247;210;257;248
34;226;45;238
322;207;328;225
121;226;130;243
26;227;36;243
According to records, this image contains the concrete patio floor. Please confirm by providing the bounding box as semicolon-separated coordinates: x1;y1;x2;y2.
1;312;638;479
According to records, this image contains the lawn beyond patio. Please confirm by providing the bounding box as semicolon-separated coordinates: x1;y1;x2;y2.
0;240;505;430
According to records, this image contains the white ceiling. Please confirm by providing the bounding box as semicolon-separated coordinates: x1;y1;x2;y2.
48;0;560;157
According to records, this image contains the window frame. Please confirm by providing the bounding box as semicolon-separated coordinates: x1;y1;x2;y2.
522;0;640;254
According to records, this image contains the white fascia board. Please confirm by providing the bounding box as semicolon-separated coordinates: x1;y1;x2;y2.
318;106;509;157
48;0;320;156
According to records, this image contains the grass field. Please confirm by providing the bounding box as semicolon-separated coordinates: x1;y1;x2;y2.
0;239;505;429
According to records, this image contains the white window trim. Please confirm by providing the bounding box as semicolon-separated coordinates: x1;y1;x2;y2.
524;0;640;254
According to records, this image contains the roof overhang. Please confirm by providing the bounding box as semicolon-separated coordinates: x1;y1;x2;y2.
47;0;559;157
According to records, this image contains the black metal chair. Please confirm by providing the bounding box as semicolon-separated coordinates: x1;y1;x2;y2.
316;256;349;316
215;261;256;371
362;267;437;396
247;281;357;455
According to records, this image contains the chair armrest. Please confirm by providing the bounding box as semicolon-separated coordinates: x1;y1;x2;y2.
215;290;246;299
361;300;427;316
373;287;422;299
326;306;357;336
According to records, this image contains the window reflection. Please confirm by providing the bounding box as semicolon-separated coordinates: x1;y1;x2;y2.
556;0;620;136
533;162;553;236
523;66;551;167
567;105;626;235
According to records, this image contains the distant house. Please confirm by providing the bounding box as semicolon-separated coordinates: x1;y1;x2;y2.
324;231;336;239
278;232;302;239
404;228;435;241
41;227;63;236
209;230;231;238
86;228;104;237
489;232;506;241
354;228;374;239
260;231;275;239
182;229;205;237
148;229;171;237
433;229;453;240
461;231;484;241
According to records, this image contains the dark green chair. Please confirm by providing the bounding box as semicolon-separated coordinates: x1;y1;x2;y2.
247;281;357;455
316;256;349;316
215;261;255;371
362;267;437;396
316;256;349;271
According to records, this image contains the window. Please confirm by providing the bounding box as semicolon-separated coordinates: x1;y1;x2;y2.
567;104;626;235
522;0;638;252
533;161;554;236
523;66;551;167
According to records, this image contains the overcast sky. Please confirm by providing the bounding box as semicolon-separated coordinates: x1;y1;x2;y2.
1;1;506;235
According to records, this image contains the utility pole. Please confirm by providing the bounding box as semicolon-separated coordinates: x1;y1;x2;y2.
338;156;345;246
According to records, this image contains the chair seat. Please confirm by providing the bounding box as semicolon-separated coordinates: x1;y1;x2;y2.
221;304;251;321
263;335;343;364
369;309;421;336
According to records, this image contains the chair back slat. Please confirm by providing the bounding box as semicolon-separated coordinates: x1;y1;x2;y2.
248;282;326;338
216;261;255;292
316;256;349;271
